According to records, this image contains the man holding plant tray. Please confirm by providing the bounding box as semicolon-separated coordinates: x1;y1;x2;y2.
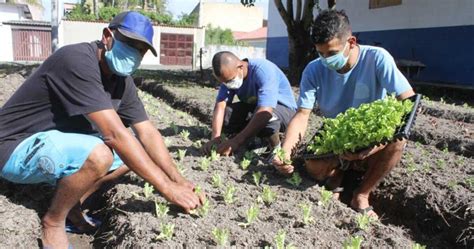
272;9;415;219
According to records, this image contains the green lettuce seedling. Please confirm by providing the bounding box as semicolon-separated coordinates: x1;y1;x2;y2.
275;147;292;165
319;186;333;207
299;202;314;225
343;235;363;249
180;129;190;140
238;204;260;228
252;171;263;187
212;227;229;246
156;222;174;241
356;213;376;231
223;184;236;205
286;172;303;187
143;182;154;199
199;157;210;171
412;243;426;249
240;158;251;170
275;229;296;249
211;173;223;189
155;201;169;219
210;149;220;161
261;185;277;205
177;149;187;162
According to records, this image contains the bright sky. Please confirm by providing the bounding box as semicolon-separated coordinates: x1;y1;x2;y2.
41;0;269;21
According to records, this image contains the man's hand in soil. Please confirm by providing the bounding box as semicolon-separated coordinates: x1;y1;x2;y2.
271;156;294;176
340;144;387;161
163;182;203;213
216;137;240;156
201;137;221;155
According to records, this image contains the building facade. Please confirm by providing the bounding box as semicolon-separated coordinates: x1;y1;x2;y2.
267;0;474;87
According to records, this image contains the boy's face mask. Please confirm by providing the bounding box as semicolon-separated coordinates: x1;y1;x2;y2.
319;41;350;71
105;32;143;76
223;69;244;90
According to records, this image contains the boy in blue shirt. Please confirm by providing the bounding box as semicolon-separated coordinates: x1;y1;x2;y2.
202;51;297;156
272;10;415;218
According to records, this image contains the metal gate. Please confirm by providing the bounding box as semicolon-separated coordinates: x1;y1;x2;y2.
12;29;51;61
160;33;193;65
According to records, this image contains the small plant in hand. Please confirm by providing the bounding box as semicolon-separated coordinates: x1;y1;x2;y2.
155;201;169;219
240;157;251;170
190;198;211;218
307;95;414;155
356;213;376;231
177;149;187;162
274;229;296;249
210;149;220;161
274;147;292;164
319;186;333;207
261;185;277;205
223;184;236;205
180;129;190;140
156;222;174;241
299;202;314;225
143;182;154;199
211;173;223;188
238;203;260;228
286;172;303;187
343;235;363;249
212;227;229;246
199;157;210;171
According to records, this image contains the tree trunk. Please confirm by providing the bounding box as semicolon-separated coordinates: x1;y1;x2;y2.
287;25;316;86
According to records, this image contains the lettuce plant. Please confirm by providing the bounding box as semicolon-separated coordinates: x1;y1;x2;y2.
319;186;333;207
177;149;187;162
155;201;169;219
343;235;363;249
261;186;277;205
238;204;260;228
211;173;223;188
356;213;376;231
240;158;251;170
199;157;210;171
307;96;414;155
299;202;314;225
212;227;229;246
275;229;295;249
223;184;236;205
143;182;154;199
180;129;190;140
156;222;174;241
252;171;263;187
286;172;302;187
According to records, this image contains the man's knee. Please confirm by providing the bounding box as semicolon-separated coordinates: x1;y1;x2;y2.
83;144;114;178
383;139;406;154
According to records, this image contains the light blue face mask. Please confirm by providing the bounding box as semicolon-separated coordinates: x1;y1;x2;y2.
105;36;143;76
319;42;349;71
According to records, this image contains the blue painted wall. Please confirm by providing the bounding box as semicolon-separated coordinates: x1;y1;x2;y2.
267;25;474;86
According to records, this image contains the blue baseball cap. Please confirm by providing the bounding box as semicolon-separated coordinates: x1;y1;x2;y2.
109;11;157;56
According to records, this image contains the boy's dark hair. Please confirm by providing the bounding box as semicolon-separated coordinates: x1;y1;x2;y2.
212;51;238;77
311;9;351;44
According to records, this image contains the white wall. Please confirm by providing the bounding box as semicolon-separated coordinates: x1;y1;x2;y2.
0;5;23;23
60;20;205;66
0;24;13;61
267;0;474;38
200;45;266;68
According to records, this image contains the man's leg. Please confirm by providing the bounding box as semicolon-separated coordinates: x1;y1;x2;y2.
79;164;130;204
42;143;114;249
222;102;255;135
351;140;406;217
258;104;296;150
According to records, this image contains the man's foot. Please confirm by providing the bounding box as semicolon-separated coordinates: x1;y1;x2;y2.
351;192;379;219
41;216;69;249
66;205;100;233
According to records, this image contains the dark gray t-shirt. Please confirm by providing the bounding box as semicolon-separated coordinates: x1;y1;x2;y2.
0;42;148;169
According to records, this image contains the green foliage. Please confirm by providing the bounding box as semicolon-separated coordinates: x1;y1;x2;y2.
465;177;474;190
286;172;303;187
356;213;376;231
66;3;95;21
175;12;198;26
180;129;190;140
307;96;414;155
239;204;260;227
223;184;236;205
319;186;333;207
205;24;243;46
177;149;187;162
175;162;186;175
155;201;169;219
412;243;426;249
299;202;314;225
211;173;223;188
252;171;264;187
98;6;120;21
436;158;446;169
240;157;251;170
210;149;220;161
170;122;179;135
156;222;174;241
261;186;277;205
275;147;292;164
143;182;154;199
190;198;211;217
343;235;363;249
199;157;210;171
274;229;296;249
212;227;229;246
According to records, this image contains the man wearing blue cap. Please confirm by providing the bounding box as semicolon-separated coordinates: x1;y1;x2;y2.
0;11;203;248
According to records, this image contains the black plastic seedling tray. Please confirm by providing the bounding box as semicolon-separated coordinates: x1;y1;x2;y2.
301;94;422;160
